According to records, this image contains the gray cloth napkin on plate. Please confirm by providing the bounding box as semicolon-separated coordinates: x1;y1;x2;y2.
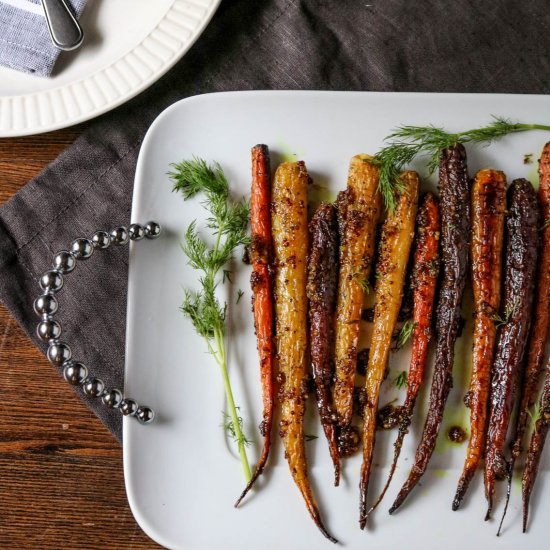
1;0;550;442
0;0;86;76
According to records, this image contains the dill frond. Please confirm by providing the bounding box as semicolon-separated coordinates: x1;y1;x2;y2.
352;270;371;293
394;370;408;389
491;298;519;329
394;319;417;350
374;117;550;212
171;158;252;482
527;403;543;432
236;289;244;304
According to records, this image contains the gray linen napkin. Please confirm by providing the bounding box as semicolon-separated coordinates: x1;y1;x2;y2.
0;0;86;76
1;0;550;442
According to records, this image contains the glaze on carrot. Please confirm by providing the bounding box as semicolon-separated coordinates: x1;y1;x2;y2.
235;145;275;506
333;155;381;435
389;144;471;514
484;179;539;520
307;204;341;485
453;169;507;511
517;144;550;532
366;192;440;517
359;172;419;528
511;143;550;465
522;359;550;532
272;161;337;543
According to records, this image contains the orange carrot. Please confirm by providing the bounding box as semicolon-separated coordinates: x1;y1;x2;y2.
454;170;506;511
235;145;274;507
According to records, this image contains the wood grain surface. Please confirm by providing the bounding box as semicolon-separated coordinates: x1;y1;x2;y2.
0;127;160;549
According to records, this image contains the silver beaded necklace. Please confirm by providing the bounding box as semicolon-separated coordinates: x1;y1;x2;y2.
34;221;161;425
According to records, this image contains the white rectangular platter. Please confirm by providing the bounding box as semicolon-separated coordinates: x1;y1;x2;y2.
125;91;549;550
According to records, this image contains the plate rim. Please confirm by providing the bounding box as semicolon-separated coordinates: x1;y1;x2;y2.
0;0;221;137
124;90;550;550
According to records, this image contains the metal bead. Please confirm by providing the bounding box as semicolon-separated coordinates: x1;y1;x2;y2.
52;251;76;273
144;221;161;239
120;398;138;416
136;406;155;424
37;319;61;342
39;270;63;293
63;362;88;385
128;223;145;241
70;238;94;260
34;294;58;317
102;389;123;408
47;342;72;366
82;377;105;398
92;231;111;249
110;226;129;245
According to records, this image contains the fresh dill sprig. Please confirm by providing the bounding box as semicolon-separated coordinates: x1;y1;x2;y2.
394;319;417;350
171;157;252;482
223;269;233;284
221;410;253;447
236;289;244;304
374;117;550;212
491;298;519;329
352;271;371;293
394;370;408;390
542;218;550;231
527;403;543;432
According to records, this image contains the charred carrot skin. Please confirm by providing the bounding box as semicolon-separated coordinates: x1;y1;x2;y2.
511;144;550;464
453;170;507;511
236;145;274;506
333;155;381;431
307;204;341;486
359;171;419;528
520;147;550;533
367;191;440;517
390;144;471;514
522;359;550;532
498;149;550;532
272;162;337;543
484;179;539;520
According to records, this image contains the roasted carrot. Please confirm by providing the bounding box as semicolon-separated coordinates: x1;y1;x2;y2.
484;179;539;520
333;155;381;433
272;161;337;543
359;171;419;528
236;145;274;506
506;145;550;532
366;191;440;517
453;169;507;511
522;358;550;532
390;144;471;514
307;204;341;485
511;145;550;466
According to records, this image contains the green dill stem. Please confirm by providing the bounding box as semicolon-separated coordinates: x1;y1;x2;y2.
214;326;252;482
516;123;550;132
208;217;251;483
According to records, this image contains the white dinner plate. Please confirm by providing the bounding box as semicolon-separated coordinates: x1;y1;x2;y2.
125;91;549;550
0;0;220;137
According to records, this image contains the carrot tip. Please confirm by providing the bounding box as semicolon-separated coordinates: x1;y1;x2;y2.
334;465;340;487
452;487;464;511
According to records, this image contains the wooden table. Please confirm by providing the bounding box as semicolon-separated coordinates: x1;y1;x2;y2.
0;127;159;549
